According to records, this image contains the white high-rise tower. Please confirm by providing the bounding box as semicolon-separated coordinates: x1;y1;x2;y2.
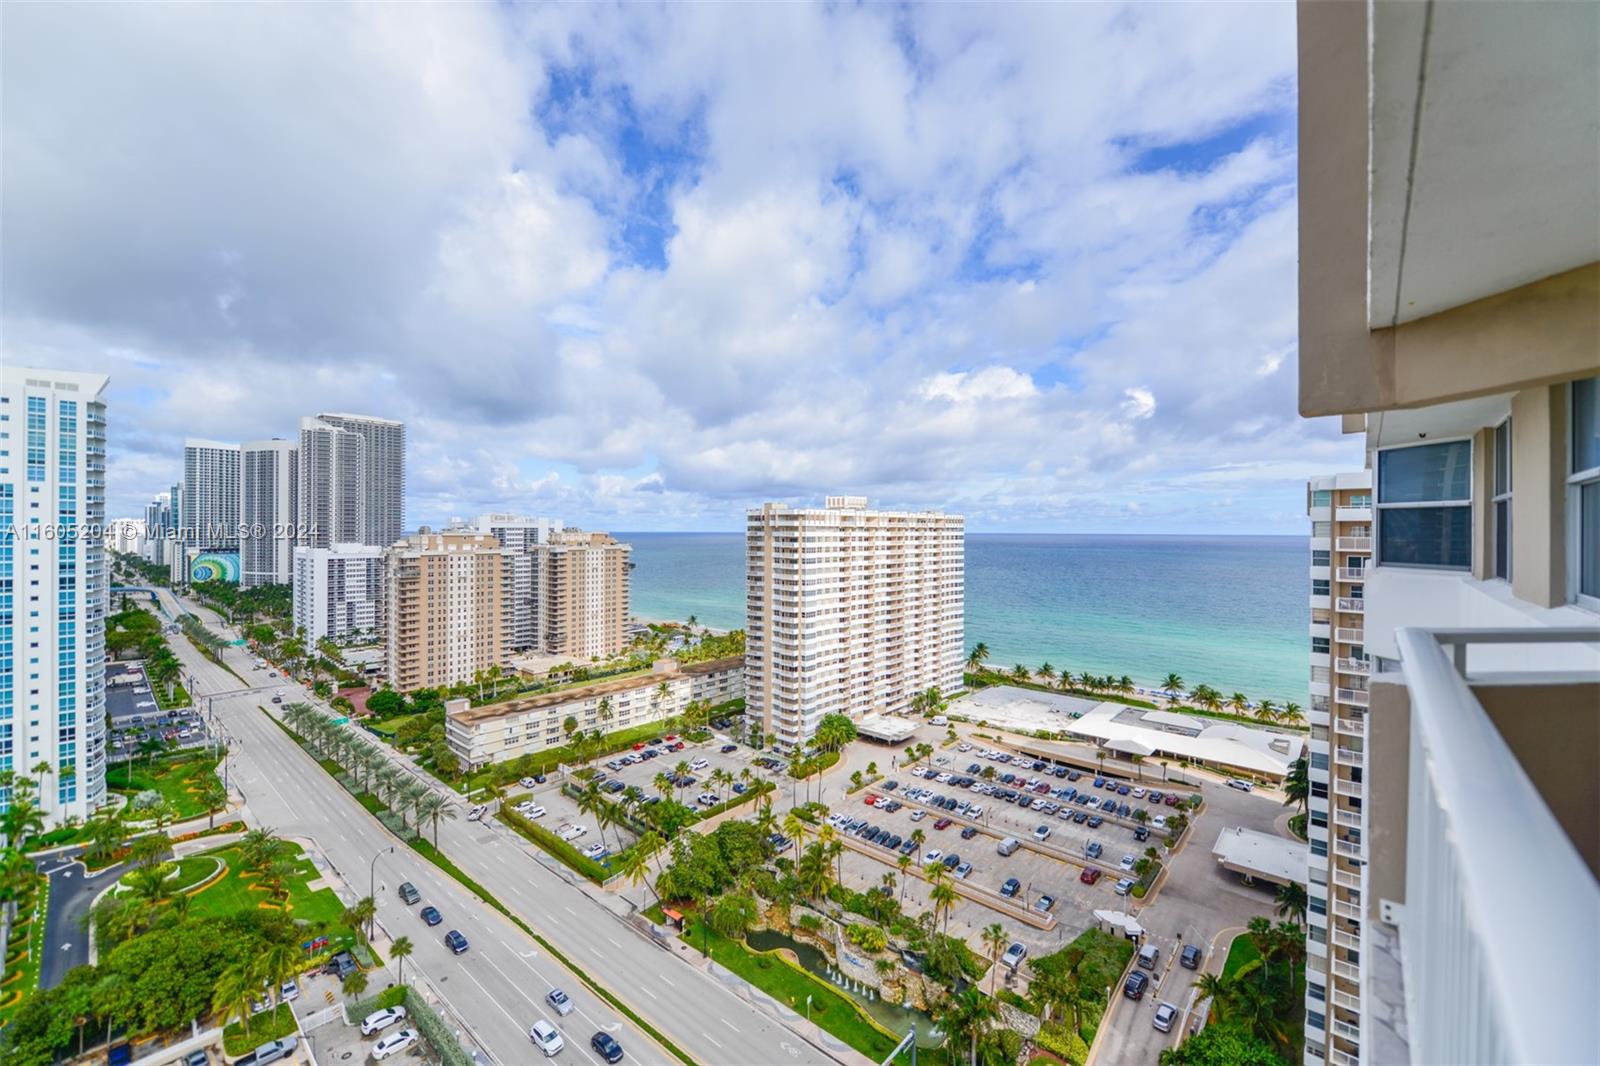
240;438;297;587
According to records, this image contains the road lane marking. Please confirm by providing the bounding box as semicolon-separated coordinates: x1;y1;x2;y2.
640;986;657;1000
720;1018;740;1033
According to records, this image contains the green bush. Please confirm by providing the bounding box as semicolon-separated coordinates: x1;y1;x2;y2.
1035;1023;1090;1064
222;1003;296;1056
498;806;610;882
845;923;887;952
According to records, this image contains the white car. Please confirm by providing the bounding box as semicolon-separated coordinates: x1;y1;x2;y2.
1152;815;1169;830
968;804;984;817
361;1006;408;1036
957;743;971;752
1226;779;1254;792
529;1019;565;1057
372;1028;419;1060
923;849;944;863
935;772;952;783
279;979;299;1002
909;810;926;822
1033;825;1051;841
1131;787;1147;798
558;825;588;841
467;804;488;821
546;988;575;1016
910;767;928;778
518;777;538;788
517;804;547;819
690;757;709;771
582;842;607;859
1114;878;1136;896
1120;855;1136;870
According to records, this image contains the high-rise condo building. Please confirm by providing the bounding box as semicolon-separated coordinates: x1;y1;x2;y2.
240;438;297;587
532;530;630;661
105;518;144;556
745;495;965;751
312;413;405;547
0;365;110;825
141;491;174;564
297;417;365;549
181;439;240;551
293;543;385;645
384;532;509;691
1297;4;1597;1063
459;514;564;651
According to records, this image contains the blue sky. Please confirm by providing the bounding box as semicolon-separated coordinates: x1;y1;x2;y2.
1;2;1361;532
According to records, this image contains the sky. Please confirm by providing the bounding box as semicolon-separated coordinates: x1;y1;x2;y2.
1;2;1361;533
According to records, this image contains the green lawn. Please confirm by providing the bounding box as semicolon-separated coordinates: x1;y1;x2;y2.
106;751;222;820
0;877;48;1025
1222;932;1263;981
677;912;921;1063
223;1002;296;1056
365;713;420;738
184;844;351;941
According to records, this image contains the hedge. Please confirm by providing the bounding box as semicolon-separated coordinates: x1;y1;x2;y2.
497;806;610;882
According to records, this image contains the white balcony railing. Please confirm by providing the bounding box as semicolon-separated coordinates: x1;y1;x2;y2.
1394;626;1600;1066
1337;597;1365;613
1335;837;1364;859
1333;989;1362;1012
1335;687;1370;707
1336;567;1367;581
1334;869;1361;890
1334;809;1362;829
1332;959;1360;981
1334;777;1364;799
1333;898;1362;920
1336;656;1370;675
1336;746;1364;768
1334;716;1365;737
1335;536;1371;552
1335;627;1365;644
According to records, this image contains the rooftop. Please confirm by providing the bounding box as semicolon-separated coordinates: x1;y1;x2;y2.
1210;826;1308;886
447;656;743;725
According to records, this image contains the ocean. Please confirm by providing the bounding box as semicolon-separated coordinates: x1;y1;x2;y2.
620;532;1309;705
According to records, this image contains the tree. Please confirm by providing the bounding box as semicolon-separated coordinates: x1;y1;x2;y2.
391;935;414;985
1282;757;1309;813
934;985;1000;1066
708;892;758;939
211;962;257;1038
1229;692;1250;716
1162;673;1184;697
200;777;229;829
1275;881;1308;925
815;713;857;753
981;922;1008;993
257;938;301;1007
1038;662;1056;683
343;969;369;1000
1280;701;1305;727
1159;1020;1289;1066
966;643;990;673
345;895;378;942
416;791;455;848
896;853;913;901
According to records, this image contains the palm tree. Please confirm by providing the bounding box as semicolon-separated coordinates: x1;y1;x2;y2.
1257;698;1278;722
211;962;257;1037
31;759;53;797
1282;757;1309;813
966;643;989;673
1229;692;1250;716
416;791;456;847
200;777;229;829
1161;673;1184;698
1275;881;1309;925
345;895;378;942
935;985;1000;1066
342;969;369;1000
982;922;1008;993
391;935;414;985
1281;701;1305;727
240;827;284;872
782;811;809;855
257;939;301;1007
909;827;926;858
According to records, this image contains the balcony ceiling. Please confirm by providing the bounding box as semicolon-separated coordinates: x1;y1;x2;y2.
1368;0;1600;327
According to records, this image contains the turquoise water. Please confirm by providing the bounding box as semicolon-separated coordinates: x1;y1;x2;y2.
623;532;1308;704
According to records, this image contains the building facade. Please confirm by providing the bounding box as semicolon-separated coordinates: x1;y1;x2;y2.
444;656;743;769
240;438;297;587
463;513;563;651
1296;4;1598;1063
0;366;110;825
140;491;174;564
293;543;384;646
533;530;630;660
745;495;965;751
384;532;509;692
297;416;365;549
312;413;405;547
181;439;240;552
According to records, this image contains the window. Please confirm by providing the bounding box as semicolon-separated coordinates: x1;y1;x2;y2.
1312;637;1330;655
1312;549;1331;567
1493;418;1512;580
1377;440;1473;569
1311;489;1332;508
1572;377;1600;607
1311;579;1330;596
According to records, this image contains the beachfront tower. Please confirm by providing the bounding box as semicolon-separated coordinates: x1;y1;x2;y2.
745;495;965;751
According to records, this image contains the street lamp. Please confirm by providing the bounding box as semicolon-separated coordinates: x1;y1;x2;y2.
805;994;813;1024
369;846;394;940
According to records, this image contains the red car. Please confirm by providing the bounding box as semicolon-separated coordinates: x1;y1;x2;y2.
1034;783;1051;794
632;743;645;751
864;795;880;806
1165;794;1181;806
665;735;677;742
1079;867;1103;885
933;817;952;830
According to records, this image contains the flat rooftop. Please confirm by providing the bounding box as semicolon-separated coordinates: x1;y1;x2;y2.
1211;826;1308;886
448;656;742;725
959;684;1303;778
854;714;919;744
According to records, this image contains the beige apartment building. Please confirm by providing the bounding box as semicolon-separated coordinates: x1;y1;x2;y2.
533;530;631;660
1296;4;1597;1065
746;495;964;751
444;656;743;769
384;532;511;692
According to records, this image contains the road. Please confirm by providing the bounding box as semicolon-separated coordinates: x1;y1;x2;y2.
34;848;125;989
160;587;844;1066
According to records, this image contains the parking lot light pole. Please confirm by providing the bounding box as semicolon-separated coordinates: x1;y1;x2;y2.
369;845;394;939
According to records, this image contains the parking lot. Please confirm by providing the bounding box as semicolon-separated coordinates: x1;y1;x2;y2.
503;729;767;863
106;661;212;758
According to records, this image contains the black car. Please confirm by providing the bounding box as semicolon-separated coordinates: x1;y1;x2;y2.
960;826;978;840
882;780;899;791
420;906;443;926
1124;971;1149;1000
1000;877;1021;898
591;1032;625;1063
1067;770;1082;781
720;744;738;753
323;951;358;978
444;929;469;954
967;763;981;774
1134;825;1150;841
1074;810;1089;824
1053;766;1068;778
941;853;960;869
1181;944;1203;970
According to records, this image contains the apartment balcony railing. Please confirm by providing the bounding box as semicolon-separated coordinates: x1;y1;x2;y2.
1334;715;1364;738
1335;687;1370;707
1336;656;1370;675
1335;536;1371;552
1335;746;1364;768
1336;597;1365;613
1334;809;1362;830
1333;898;1362;920
1334;626;1364;644
1393;626;1600;1066
1334;837;1364;859
1334;777;1363;799
1331;1018;1362;1042
1332;928;1362;950
1332;959;1360;981
1335;566;1367;581
1334;869;1361;890
1329;1049;1360;1066
1332;989;1362;1013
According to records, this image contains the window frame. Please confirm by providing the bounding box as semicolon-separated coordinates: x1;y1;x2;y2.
1568;377;1600;611
1492;416;1513;582
1375;436;1475;572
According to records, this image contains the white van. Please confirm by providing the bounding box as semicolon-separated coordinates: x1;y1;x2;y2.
996;837;1020;856
930;715;949;726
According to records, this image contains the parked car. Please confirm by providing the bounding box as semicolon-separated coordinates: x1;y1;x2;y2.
279;979;299;1002
249;1037;297;1065
1085;841;1103;859
1114;878;1135;895
1001;943;1027;970
934;817;952;830
1227;779;1254;792
909;809;926;822
362;1006;409;1036
1181;944;1204;970
444;929;469;954
1124;971;1149;1000
720;744;738;753
1033;824;1051;841
547;988;575;1016
467;804;488;821
954;862;972;879
591;1032;625;1064
372;1029;419;1060
1120;854;1136;871
1080;868;1102;885
1034;894;1056;913
960;826;978;840
324;951;359;978
1000;877;1021;897
1134;825;1150;841
420;906;442;926
1153;1002;1179;1032
529;1019;565;1057
923;849;943;863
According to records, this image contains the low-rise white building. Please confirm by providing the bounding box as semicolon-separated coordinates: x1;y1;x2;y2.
445;656;743;769
293;543;385;645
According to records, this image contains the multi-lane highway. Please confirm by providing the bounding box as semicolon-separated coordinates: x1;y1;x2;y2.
157;586;844;1066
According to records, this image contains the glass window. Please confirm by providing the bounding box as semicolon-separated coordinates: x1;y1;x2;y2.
1312;637;1330;654
1493;419;1512;580
1312;549;1331;567
1378;441;1473;570
1311;490;1332;507
1572;378;1600;605
1312;579;1330;596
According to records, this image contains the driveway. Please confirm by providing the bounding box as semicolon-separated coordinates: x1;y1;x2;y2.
35;849;125;989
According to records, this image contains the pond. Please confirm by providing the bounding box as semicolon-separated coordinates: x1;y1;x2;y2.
746;929;946;1049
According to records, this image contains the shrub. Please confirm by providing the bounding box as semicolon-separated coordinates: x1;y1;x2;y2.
1035;1023;1090;1063
845;924;887;952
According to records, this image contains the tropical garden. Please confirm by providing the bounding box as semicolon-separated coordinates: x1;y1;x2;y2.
1161;917;1307;1066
